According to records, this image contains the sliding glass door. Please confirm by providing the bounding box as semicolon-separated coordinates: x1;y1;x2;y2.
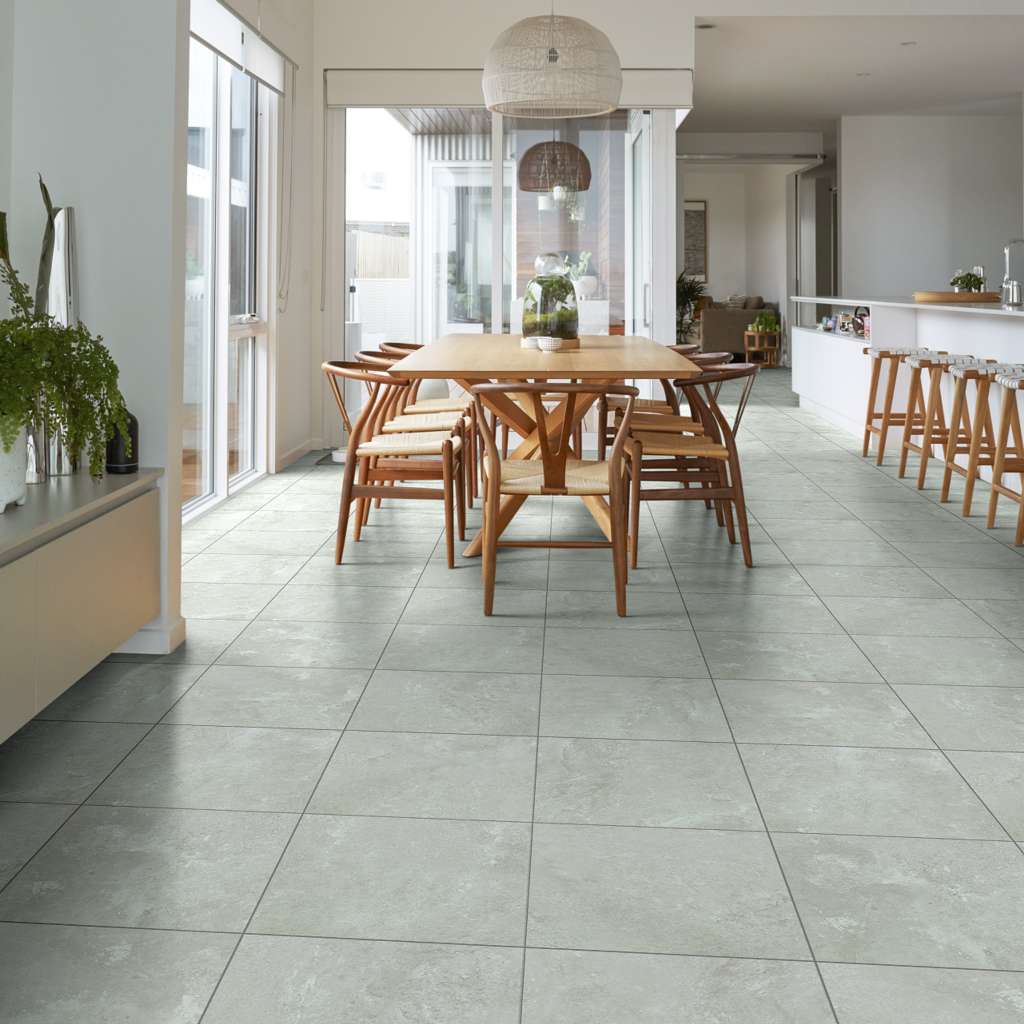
183;40;271;515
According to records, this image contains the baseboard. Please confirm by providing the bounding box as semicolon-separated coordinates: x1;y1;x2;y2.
276;439;318;471
117;614;187;655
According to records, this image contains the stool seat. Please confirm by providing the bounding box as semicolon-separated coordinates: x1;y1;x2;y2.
867;345;921;359
904;351;973;369
949;361;1006;380
996;372;1024;389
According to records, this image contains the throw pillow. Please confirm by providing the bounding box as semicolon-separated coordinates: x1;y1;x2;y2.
744;295;765;309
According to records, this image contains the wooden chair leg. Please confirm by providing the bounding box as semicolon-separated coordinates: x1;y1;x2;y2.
916;368;942;489
442;441;455;569
597;402;609;461
455;446;467;541
863;355;882;457
732;462;753;569
501;422;509;459
353;458;370;541
610;486;628;618
334;456;358;564
988;388;1014;528
941;377;966;502
962;378;990;517
898;367;921;478
482;479;498;616
877;356;901;465
629;442;642;569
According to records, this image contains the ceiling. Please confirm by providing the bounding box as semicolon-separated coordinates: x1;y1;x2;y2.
684;16;1024;133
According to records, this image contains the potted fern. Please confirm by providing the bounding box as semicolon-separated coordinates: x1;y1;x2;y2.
0;204;130;512
677;273;706;341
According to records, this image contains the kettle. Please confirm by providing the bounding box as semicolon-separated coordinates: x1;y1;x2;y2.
1002;240;1024;307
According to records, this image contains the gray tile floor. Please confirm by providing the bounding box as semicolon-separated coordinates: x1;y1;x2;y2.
3;370;1024;1022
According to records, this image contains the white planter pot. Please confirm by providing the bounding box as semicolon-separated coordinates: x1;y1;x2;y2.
0;428;29;513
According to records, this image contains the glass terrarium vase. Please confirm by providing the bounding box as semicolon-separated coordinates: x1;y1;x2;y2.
523;253;579;342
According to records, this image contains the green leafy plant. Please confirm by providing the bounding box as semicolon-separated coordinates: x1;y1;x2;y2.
676;273;706;341
950;270;984;292
0;185;130;475
564;250;592;281
749;310;779;333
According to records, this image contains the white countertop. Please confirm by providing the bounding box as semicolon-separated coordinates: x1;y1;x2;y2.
0;468;162;567
791;295;1024;319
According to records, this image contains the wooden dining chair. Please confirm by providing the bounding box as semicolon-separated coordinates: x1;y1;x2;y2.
627;362;759;568
322;361;465;567
471;382;638;616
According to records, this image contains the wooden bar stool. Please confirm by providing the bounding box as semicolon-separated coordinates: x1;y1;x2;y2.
940;360;1005;515
862;346;922;465
987;370;1024;545
898;351;973;488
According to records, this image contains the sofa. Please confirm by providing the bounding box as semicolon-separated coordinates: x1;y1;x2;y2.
699;296;780;355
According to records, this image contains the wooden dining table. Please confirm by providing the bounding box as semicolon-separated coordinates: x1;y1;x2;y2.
392;333;700;557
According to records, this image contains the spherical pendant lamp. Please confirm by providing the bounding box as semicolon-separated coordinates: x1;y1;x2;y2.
483;14;622;119
517;140;592;194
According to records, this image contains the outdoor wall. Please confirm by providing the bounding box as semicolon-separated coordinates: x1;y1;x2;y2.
8;0;189;652
840;113;1024;297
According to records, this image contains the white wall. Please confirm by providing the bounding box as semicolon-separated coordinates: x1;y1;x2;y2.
746;164;792;311
0;0;12;215
678;167;748;299
840;113;1024;297
8;0;189;653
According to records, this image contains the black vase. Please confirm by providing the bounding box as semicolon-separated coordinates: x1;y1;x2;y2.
106;411;139;474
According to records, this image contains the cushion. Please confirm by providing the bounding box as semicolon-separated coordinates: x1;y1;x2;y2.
743;295;765;309
630;432;729;460
725;295;747;309
357;432;462;456
489;458;611;496
381;412;464;433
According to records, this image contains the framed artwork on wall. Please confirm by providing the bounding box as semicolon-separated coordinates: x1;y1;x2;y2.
683;199;707;283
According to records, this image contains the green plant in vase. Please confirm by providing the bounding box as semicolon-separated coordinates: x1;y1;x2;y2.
523;253;579;341
749;311;779;333
949;269;984;293
676;273;705;341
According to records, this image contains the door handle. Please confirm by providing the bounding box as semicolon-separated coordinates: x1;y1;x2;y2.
642;283;651;328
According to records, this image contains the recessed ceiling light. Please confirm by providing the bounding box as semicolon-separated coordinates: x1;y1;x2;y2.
900;40;917;46
696;23;716;30
856;72;871;78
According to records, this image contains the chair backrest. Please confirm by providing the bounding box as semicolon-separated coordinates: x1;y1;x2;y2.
379;341;421;357
680;362;759;439
471;382;638;495
322;360;410;453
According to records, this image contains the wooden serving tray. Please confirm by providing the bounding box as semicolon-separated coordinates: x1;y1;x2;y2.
913;290;1001;304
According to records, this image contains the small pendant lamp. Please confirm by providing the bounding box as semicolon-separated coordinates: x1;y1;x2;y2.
483;11;621;119
517;139;591;194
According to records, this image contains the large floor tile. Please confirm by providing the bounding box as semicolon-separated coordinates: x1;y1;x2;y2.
760;518;881;542
0;805;295;931
0;720;148;803
896;540;1024;569
181;553;307;585
540;675;728;741
717;679;933;747
926;567;1024;601
522;949;834;1024
251;814;530;944
36;661;205;723
672;563;815;597
90;724;338;812
237;509;341;532
163;665;368;729
258;583;412;623
946;750;1024;840
965;599;1024;638
535;737;760;830
545;590;690;630
749;499;858;520
0;922;235;1024
349;669;540;735
0;803;75;887
698;633;881;682
775;832;1024;968
309;730;536;820
798;565;952;598
181;581;281;620
527;823;809;958
416;558;551;590
205;529;331;555
663;540;789;566
204;935;522;1024
381;623;544;673
163;618;248;664
776;540;913;567
546;558;677;592
820;963;1024;1024
822;596;997;637
218;619;394;669
542;628;707;678
291;560;426;588
685;594;842;634
865;518;990;544
853;635;1024;686
742;744;1003;839
894;685;1024;751
401;586;547;628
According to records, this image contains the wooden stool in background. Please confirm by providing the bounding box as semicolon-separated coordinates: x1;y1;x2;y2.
862;347;922;465
898;351;973;488
987;370;1024;545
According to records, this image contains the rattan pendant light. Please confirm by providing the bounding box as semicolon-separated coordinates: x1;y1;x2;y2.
483;10;622;119
518;139;592;194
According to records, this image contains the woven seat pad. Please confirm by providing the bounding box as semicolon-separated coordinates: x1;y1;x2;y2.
631;431;729;460
606;396;673;412
995;372;1024;389
381;411;465;433
950;361;1021;380
905;351;973;368
868;346;921;358
357;432;462;456
405;397;470;414
486;458;611;495
628;412;703;434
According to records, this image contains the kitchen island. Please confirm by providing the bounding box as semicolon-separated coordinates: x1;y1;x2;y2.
789;295;1024;436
